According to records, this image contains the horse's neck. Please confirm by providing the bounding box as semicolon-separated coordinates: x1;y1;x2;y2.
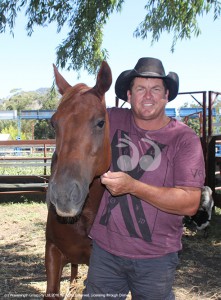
81;178;105;232
84;178;105;213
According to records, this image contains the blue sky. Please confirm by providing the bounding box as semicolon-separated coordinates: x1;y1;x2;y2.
0;0;221;109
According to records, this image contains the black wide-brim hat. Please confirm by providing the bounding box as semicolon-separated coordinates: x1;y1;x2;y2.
115;57;179;101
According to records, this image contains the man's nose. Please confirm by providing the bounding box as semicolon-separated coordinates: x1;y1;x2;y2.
144;89;152;98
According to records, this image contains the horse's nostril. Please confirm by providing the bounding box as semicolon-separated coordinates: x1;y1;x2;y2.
70;182;81;200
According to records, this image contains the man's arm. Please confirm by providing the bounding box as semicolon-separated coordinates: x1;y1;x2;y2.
101;171;201;216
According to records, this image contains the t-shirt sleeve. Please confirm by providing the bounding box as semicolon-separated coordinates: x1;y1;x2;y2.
173;133;205;188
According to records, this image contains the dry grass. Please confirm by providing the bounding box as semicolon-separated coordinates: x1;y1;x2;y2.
0;199;221;300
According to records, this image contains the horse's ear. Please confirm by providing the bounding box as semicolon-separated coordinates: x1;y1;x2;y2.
94;61;112;98
53;64;72;95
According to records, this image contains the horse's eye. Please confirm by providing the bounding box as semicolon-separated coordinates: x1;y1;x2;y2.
97;120;105;128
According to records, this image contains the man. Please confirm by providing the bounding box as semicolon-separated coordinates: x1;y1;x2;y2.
83;57;205;299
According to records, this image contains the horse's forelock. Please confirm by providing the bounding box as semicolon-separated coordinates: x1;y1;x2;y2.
60;83;90;104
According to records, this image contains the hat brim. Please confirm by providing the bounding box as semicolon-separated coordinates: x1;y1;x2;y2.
115;70;179;102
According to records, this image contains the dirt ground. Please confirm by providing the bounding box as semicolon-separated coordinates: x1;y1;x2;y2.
0;200;221;300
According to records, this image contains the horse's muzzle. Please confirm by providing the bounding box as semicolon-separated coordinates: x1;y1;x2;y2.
46;179;89;217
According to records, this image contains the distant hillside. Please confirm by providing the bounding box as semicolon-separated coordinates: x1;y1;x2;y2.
0;87;59;111
35;88;51;95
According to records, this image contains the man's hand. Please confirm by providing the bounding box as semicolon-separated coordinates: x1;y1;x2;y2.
101;171;133;196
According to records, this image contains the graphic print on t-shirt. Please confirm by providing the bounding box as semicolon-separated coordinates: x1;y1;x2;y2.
99;129;166;242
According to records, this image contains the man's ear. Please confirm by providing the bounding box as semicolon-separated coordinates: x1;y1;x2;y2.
127;90;131;104
165;89;169;101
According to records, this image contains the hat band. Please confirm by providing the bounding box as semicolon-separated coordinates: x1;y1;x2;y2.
134;70;165;77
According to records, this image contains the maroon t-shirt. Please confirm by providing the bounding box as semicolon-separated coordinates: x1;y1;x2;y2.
90;107;205;258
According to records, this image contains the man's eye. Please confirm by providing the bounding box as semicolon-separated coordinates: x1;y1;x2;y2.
137;87;145;92
152;87;162;92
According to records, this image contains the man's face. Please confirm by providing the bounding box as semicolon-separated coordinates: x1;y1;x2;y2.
127;77;169;121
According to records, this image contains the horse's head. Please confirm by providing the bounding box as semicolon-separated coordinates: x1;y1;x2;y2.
47;61;112;217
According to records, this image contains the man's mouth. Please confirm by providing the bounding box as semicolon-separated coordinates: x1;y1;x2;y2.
143;103;154;107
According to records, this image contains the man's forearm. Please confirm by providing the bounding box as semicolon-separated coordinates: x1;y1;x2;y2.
129;178;201;216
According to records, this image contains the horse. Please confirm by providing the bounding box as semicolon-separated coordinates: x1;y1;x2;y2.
44;61;112;299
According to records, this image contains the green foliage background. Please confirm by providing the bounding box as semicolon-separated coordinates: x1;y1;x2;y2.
0;87;60;139
0;0;220;74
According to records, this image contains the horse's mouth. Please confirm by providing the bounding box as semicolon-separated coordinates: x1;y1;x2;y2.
50;203;81;224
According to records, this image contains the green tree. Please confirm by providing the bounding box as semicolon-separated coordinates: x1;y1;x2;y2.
1;91;41;111
33;85;59;139
179;102;202;136
34;119;55;140
1;88;60;112
0;1;220;74
0;88;60;139
1;124;26;140
41;84;60;110
184;117;201;136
